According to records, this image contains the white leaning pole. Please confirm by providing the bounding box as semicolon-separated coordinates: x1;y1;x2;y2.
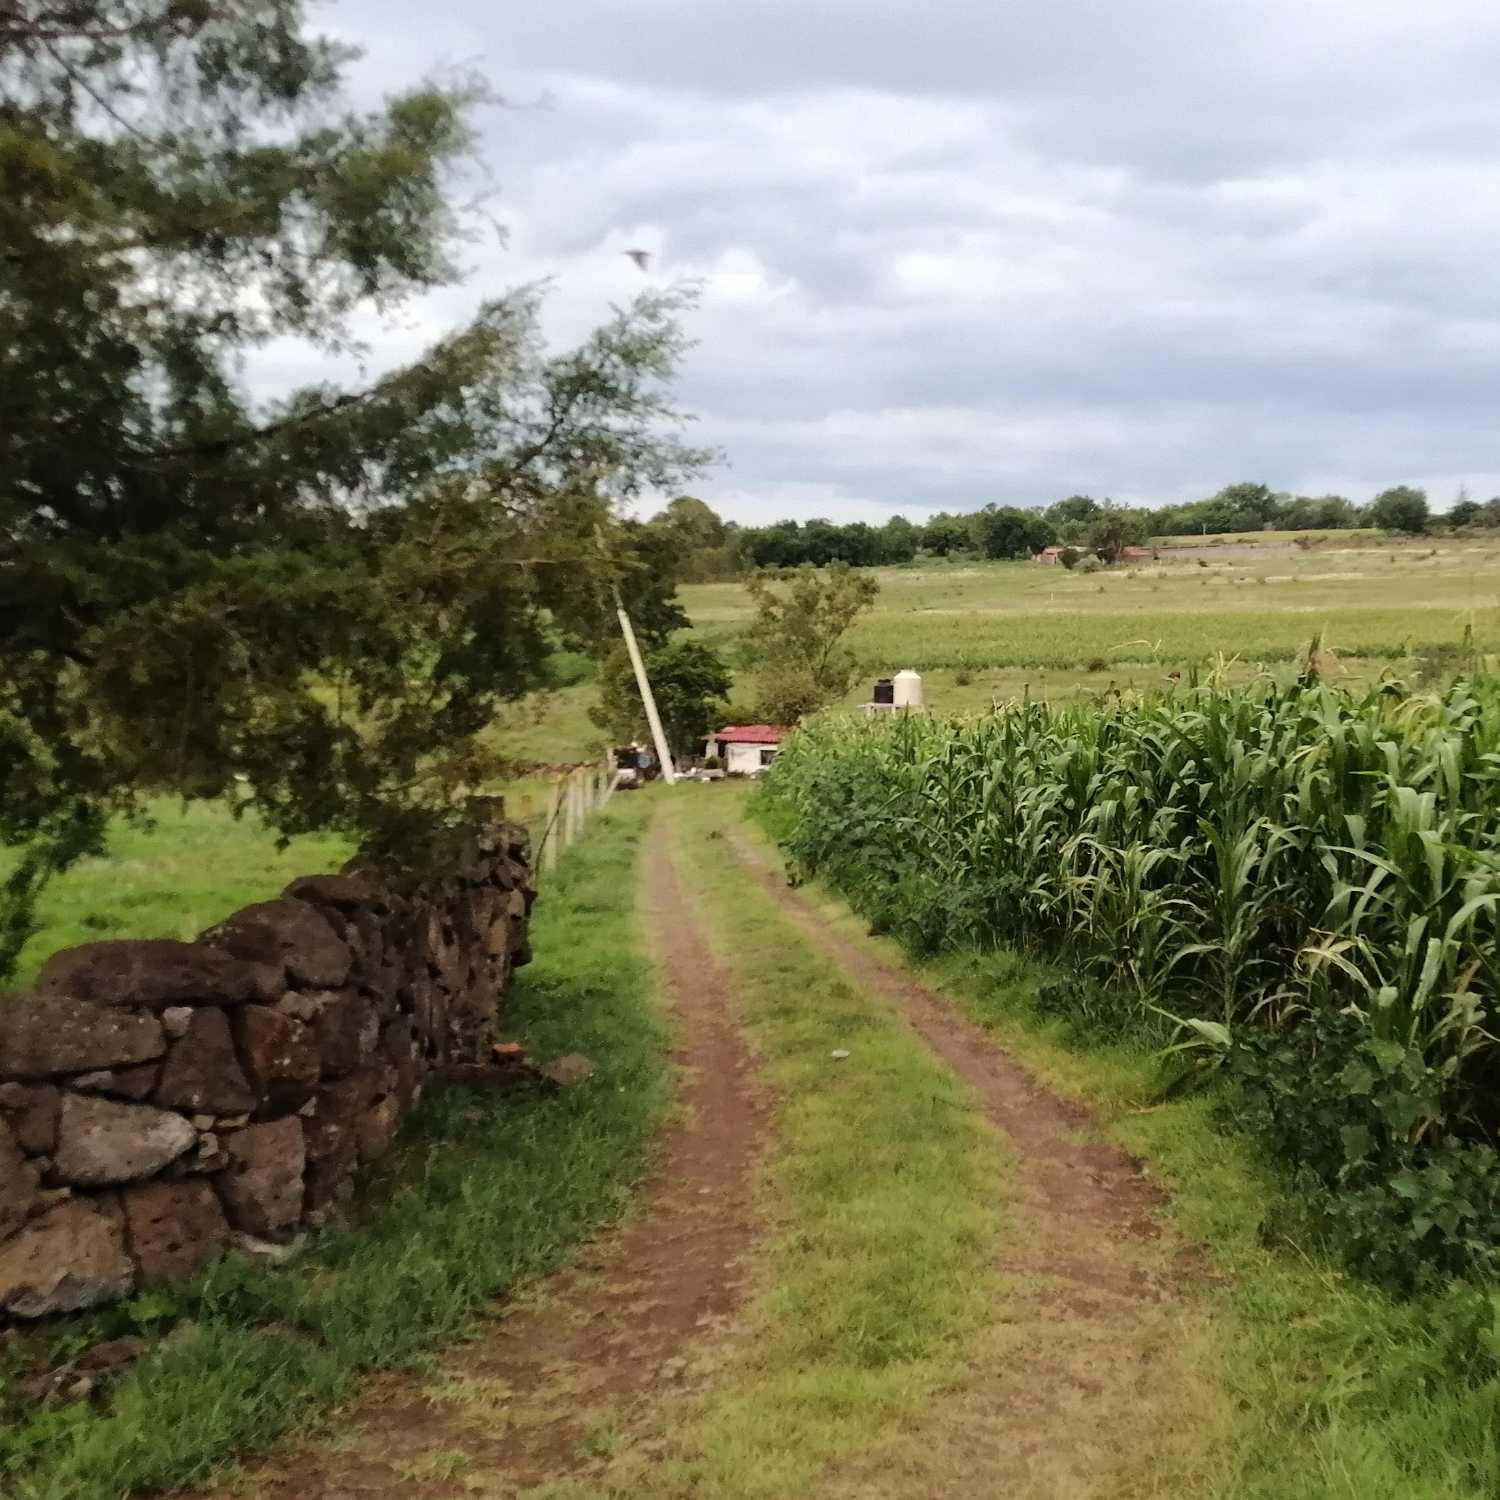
615;589;676;784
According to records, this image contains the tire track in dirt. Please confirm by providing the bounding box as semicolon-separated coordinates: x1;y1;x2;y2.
200;823;769;1500
725;830;1218;1499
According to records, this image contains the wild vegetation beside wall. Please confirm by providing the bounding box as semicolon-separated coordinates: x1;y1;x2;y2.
763;671;1500;1287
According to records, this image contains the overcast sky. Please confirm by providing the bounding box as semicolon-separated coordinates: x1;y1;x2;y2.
267;0;1500;522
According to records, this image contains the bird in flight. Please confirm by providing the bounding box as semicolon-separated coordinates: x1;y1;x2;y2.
624;249;651;272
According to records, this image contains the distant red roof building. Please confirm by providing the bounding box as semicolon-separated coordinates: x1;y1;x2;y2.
713;724;790;744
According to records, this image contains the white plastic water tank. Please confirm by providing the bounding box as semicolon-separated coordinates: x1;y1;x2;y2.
892;669;924;709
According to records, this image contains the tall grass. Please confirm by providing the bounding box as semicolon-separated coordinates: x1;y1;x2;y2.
765;668;1500;1282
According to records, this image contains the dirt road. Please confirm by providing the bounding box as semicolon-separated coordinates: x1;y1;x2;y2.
725;830;1211;1497
196;825;770;1499
198;804;1206;1498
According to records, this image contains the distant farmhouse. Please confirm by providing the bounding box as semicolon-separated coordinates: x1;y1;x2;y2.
704;724;789;776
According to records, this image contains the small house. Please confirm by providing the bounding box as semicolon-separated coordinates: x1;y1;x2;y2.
1035;546;1066;565
704;724;790;775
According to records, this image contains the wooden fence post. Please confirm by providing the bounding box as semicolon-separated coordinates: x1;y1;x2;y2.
541;775;565;877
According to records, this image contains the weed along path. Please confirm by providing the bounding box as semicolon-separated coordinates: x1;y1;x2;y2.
199;822;770;1500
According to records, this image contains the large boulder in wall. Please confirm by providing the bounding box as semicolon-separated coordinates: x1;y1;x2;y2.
121;1179;230;1284
154;1008;257;1114
204;900;351;990
284;873;389;913
54;1095;197;1187
232;1005;320;1112
0;1197;135;1318
216;1117;305;1236
34;939;277;1008
0;994;164;1081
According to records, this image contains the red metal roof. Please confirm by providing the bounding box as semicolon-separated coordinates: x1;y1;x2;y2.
713;724;790;744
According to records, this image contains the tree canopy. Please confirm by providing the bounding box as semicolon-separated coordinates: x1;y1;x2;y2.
740;564;879;724
640;479;1483;590
0;0;708;974
1044;495;1101;540
1086;501;1149;563
1367;486;1431;535
971;505;1055;559
589;639;732;760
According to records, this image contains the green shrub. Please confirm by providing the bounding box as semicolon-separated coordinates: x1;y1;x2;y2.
1227;1012;1500;1288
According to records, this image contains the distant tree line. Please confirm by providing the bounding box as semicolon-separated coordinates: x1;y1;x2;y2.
652;481;1499;578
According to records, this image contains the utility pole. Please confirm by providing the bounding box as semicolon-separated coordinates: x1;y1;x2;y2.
593;519;675;784
614;589;676;784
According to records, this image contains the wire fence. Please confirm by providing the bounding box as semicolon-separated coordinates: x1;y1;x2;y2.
531;762;621;881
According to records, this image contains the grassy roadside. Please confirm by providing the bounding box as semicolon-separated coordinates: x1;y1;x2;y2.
740;795;1500;1499
3;792;670;1500
548;786;1007;1499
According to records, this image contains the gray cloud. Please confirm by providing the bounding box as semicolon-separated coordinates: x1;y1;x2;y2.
255;0;1500;522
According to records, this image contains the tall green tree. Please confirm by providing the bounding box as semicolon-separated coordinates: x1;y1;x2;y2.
920;513;974;556
0;0;708;976
1212;482;1281;531
1045;494;1101;541
1086;501;1149;563
653;495;736;580
740;564;879;723
589;639;732;760
658;496;726;549
1279;493;1359;530
879;515;920;563
1367;486;1430;535
971;505;1054;559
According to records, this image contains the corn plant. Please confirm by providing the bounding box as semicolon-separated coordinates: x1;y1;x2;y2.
767;669;1500;1148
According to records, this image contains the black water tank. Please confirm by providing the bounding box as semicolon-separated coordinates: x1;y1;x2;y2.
872;677;894;704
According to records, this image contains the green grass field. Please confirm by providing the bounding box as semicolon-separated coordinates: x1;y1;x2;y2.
670;533;1499;720
10;533;1497;973
683;535;1500;677
1149;526;1383;548
0;804;354;989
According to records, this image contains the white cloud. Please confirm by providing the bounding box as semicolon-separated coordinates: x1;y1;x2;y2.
245;0;1500;517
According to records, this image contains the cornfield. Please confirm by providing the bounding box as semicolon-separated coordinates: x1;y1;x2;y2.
767;669;1500;1148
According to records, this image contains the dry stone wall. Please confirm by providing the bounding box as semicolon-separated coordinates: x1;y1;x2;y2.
0;808;534;1320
